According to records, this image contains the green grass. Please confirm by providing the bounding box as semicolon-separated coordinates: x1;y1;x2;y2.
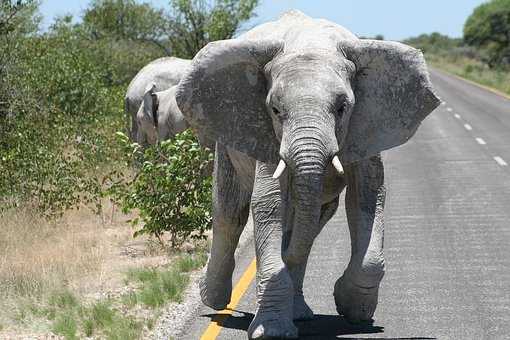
86;301;141;340
90;301;116;329
27;290;143;340
126;267;159;283
3;251;208;339
52;313;78;339
125;252;207;308
427;54;510;96
175;251;208;273
48;290;79;310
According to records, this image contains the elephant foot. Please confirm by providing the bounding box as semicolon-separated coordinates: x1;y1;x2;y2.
293;294;314;320
199;257;235;310
333;275;379;323
248;267;298;339
248;309;298;339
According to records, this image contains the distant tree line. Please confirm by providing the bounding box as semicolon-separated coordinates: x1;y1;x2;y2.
404;0;510;69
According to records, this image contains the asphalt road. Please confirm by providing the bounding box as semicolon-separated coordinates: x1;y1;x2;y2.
182;68;510;340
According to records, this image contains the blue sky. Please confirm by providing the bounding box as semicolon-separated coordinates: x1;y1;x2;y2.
40;0;486;40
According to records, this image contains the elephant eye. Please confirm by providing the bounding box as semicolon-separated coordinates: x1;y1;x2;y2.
338;102;347;117
272;107;281;116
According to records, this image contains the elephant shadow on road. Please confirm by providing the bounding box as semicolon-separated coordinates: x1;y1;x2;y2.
203;310;437;339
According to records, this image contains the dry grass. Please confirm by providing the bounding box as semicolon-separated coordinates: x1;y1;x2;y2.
427;54;510;95
0;201;173;337
0;209;103;300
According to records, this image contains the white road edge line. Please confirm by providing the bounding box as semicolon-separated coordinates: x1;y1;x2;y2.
454;113;461;119
464;124;473;131
475;137;486;145
494;156;508;166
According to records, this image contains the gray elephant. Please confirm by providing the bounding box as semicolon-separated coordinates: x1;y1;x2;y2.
176;10;440;339
136;84;189;145
124;57;190;141
136;83;215;149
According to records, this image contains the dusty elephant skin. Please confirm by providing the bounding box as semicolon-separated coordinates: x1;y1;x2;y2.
124;57;191;144
176;10;440;339
134;84;188;145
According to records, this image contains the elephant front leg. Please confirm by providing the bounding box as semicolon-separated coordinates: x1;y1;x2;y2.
334;154;386;323
248;161;297;340
200;145;251;310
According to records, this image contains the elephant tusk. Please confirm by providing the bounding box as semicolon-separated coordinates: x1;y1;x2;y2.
272;159;287;179
332;155;344;175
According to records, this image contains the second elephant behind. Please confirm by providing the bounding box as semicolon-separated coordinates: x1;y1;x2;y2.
125;57;190;144
126;56;213;149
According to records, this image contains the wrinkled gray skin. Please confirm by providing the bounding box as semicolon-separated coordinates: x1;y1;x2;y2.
125;57;190;142
136;84;189;145
137;84;215;149
177;10;440;339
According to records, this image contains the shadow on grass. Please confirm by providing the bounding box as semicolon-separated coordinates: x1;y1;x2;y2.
203;310;436;339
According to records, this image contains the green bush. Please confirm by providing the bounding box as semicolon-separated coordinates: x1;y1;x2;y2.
110;129;213;248
1;0;257;221
464;0;510;67
0;12;135;217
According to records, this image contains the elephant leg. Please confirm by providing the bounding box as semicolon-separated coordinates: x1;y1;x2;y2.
288;196;340;320
200;144;251;310
334;154;386;323
248;161;297;340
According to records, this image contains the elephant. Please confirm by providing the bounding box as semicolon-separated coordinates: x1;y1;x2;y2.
176;10;440;339
135;84;188;145
124;57;190;142
136;83;215;149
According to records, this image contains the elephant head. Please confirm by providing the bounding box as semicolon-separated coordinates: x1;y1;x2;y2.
136;83;188;146
176;38;440;261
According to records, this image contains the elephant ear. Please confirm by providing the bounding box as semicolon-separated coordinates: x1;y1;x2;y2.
143;83;159;127
158;85;215;149
176;39;284;163
342;40;440;163
162;86;186;129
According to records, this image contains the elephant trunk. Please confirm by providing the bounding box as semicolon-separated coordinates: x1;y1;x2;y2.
282;123;337;266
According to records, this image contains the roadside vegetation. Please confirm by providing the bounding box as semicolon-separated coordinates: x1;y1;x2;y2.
0;0;257;338
404;0;510;96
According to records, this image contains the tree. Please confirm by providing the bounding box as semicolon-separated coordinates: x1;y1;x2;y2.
403;32;462;54
166;0;258;58
464;0;510;67
0;0;39;121
83;0;258;59
0;0;36;34
83;0;170;55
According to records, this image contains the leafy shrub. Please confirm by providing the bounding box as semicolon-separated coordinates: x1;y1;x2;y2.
0;85;126;217
1;0;259;221
464;0;510;67
0;13;130;217
110;129;213;248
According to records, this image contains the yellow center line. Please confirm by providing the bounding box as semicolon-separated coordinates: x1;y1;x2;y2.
200;258;257;340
